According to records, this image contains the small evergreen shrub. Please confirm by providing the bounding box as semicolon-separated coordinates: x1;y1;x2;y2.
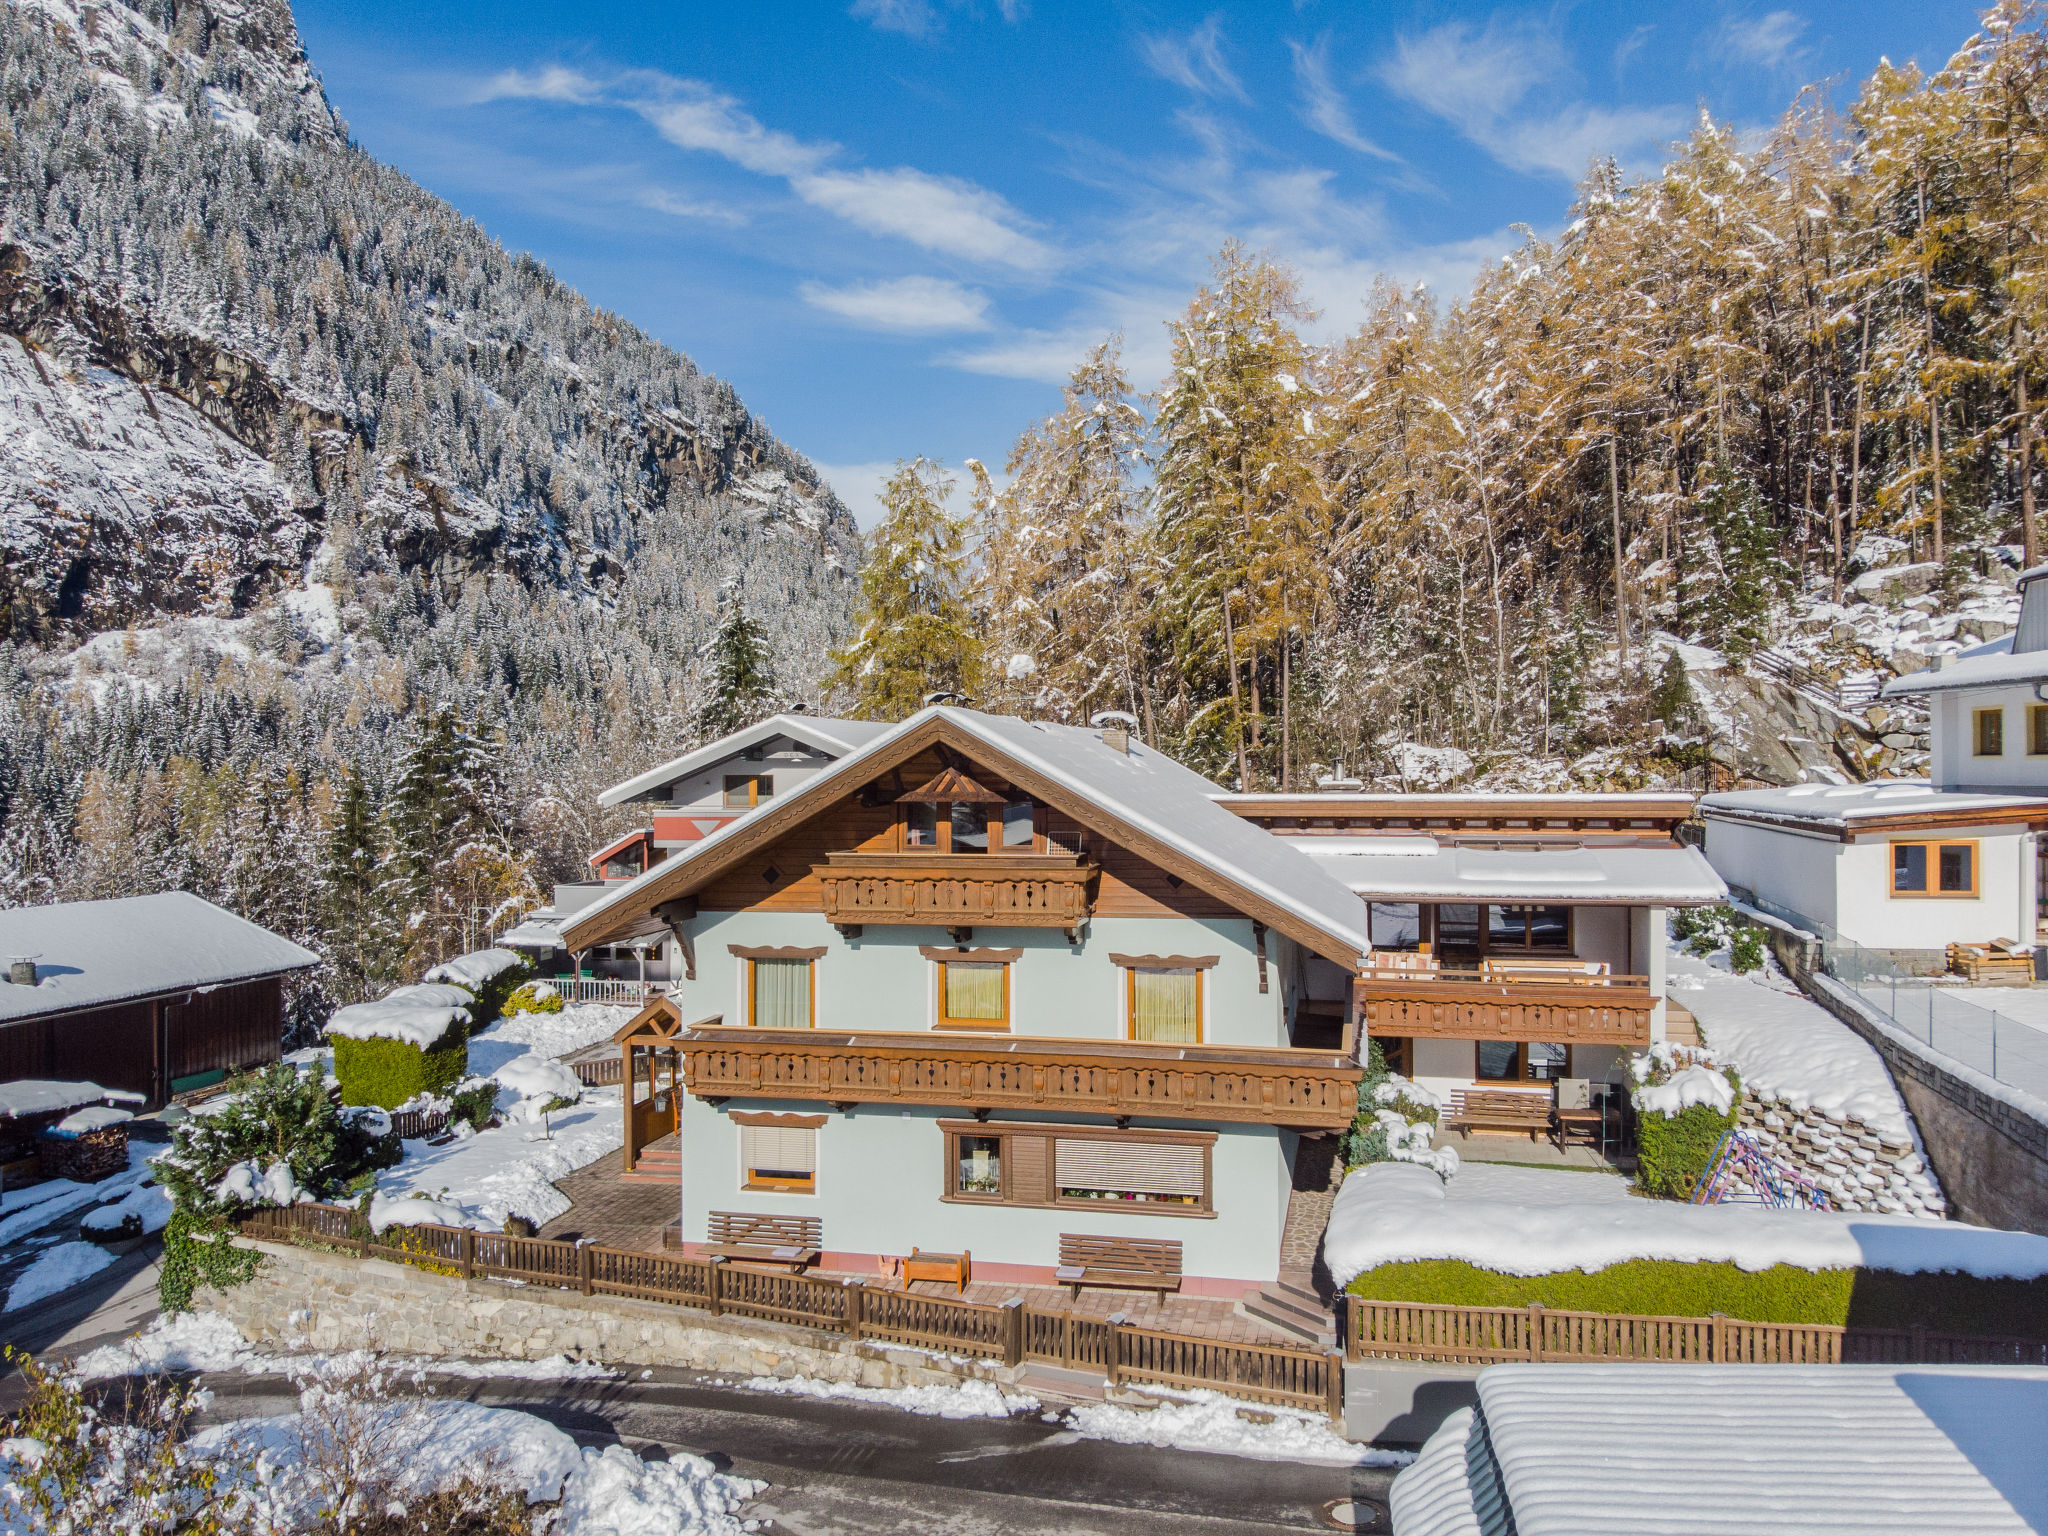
1728;925;1767;974
332;1025;468;1109
1671;904;1765;971
501;980;565;1017
451;1077;502;1131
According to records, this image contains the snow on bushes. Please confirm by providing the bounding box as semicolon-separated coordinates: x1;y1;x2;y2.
1670;904;1766;973
425;948;532;1027
325;983;475;1047
328;1018;469;1109
491;1052;583;1113
502;979;564;1016
1341;1045;1457;1179
1630;1044;1741;1199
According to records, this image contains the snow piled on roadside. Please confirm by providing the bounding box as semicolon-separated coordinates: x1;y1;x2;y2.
1066;1387;1411;1467
5;1240;113;1311
1324;1160;2048;1283
0;1143;160;1246
73;1312;615;1383
742;1375;1035;1419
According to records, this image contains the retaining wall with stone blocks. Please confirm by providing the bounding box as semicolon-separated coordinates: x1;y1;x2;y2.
201;1238;1023;1392
1735;1093;1946;1218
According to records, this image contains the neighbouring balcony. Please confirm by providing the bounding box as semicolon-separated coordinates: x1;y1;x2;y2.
818;851;1097;936
675;1021;1360;1130
1358;969;1656;1047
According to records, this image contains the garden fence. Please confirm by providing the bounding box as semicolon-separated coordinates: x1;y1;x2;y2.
237;1204;1343;1418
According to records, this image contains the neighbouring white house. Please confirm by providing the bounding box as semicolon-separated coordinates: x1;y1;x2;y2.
500;714;891;987
1701;564;2048;968
557;709;1723;1297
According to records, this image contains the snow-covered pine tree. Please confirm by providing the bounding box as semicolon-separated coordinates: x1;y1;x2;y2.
695;592;777;739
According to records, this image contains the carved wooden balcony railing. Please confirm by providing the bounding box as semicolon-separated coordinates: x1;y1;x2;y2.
1359;971;1656;1047
819;852;1097;937
676;1022;1359;1130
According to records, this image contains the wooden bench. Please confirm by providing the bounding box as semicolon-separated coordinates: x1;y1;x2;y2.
1444;1089;1554;1142
901;1247;970;1293
703;1211;822;1272
1480;957;1610;982
1054;1234;1184;1298
1947;942;2035;987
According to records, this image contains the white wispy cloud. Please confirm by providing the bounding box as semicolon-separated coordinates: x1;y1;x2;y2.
792;168;1053;270
799;275;993;332
1717;10;1808;70
637;87;834;177
1287;37;1398;162
472;65;604;105
633;186;746;224
1139;16;1249;103
851;0;939;38
1379;19;1682;180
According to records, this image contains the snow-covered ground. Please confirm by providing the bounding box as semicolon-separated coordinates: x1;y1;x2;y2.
75;1312;614;1383
742;1375;1033;1419
465;1002;630;1078
4;1240;113;1311
1065;1386;1411;1467
1666;946;1918;1143
1440;1162;1633;1206
1325;1161;2048;1286
370;1083;622;1231
1391;1362;2048;1536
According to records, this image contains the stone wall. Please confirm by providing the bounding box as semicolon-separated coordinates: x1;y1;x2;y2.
201;1238;1022;1391
1734;1093;1945;1217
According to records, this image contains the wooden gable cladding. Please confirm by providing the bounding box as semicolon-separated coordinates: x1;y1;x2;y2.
559;713;1363;966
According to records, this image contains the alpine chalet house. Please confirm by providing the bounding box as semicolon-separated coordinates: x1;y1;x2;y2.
0;892;319;1107
502;714;891;993
560;706;1368;1297
1221;792;1724;1107
1701;565;2048;971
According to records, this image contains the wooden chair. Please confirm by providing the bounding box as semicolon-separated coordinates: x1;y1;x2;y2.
1443;1089;1554;1142
703;1211;822;1272
1053;1234;1184;1298
902;1248;970;1293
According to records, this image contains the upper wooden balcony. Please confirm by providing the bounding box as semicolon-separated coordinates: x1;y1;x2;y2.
819;851;1097;937
1358;966;1655;1047
675;1019;1359;1130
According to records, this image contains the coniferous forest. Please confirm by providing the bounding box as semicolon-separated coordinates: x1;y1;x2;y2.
7;0;2048;1025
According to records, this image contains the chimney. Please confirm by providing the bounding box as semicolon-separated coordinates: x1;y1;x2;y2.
8;958;35;986
1090;710;1139;754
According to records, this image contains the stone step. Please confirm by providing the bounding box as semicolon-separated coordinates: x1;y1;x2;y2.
1236;1283;1337;1348
1014;1363;1108;1405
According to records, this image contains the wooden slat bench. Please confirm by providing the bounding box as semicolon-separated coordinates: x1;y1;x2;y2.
1444;1089;1554;1142
1946;942;2035;987
703;1211;822;1272
1054;1234;1184;1298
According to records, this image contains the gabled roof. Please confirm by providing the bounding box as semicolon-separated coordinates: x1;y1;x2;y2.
1299;839;1727;905
1699;779;2048;834
0;892;319;1024
1880;635;2048;696
598;715;894;807
561;707;1373;965
587;827;652;866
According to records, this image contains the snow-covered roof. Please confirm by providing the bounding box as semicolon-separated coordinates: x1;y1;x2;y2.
1299;839;1726;905
564;706;1374;963
498;918;565;951
0;1080;146;1119
597;715;893;807
1324;1160;2048;1287
1700;779;2048;830
0;893;318;1024
1396;1362;2048;1536
1881;634;2048;695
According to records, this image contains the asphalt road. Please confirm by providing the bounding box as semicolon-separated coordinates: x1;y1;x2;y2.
192;1369;1395;1536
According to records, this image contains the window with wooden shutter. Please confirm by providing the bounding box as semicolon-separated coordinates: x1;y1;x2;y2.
1008;1134;1050;1204
1055;1137;1204;1206
741;1123;817;1192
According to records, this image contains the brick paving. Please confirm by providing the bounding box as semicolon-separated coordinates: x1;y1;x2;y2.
825;1269;1304;1346
537;1150;676;1250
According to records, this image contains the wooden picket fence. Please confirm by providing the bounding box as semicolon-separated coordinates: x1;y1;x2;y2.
237;1204;1343;1418
1346;1297;2048;1367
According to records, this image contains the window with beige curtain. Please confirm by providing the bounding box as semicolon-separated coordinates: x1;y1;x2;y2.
750;959;812;1028
939;961;1008;1028
1128;967;1200;1043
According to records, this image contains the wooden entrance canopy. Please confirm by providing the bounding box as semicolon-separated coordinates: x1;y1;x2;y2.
614;996;688;1173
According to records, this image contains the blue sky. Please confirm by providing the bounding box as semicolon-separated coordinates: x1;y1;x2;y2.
296;0;1987;524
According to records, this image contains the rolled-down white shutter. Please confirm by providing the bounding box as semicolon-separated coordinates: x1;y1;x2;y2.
1055;1138;1203;1197
741;1124;817;1175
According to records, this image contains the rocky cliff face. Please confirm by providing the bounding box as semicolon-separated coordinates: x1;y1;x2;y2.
0;0;857;659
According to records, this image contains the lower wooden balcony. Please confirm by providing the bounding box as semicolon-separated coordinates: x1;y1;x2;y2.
1359;973;1656;1047
676;1023;1360;1130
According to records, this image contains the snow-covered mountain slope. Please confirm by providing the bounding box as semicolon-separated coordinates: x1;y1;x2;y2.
0;0;856;659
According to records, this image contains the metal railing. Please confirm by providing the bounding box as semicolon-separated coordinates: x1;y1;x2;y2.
1731;888;2048;1102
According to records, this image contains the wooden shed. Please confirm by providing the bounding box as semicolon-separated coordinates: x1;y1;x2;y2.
0;893;319;1108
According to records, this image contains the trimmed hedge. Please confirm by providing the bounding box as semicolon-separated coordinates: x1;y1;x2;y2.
463;959;533;1031
332;1025;468;1109
1637;1093;1739;1199
1347;1258;2048;1339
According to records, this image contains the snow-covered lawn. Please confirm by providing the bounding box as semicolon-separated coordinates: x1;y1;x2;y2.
465;1001;630;1078
1666;946;1917;1143
1325;1162;2048;1286
1392;1363;2048;1536
1440;1161;1633;1206
370;1083;622;1231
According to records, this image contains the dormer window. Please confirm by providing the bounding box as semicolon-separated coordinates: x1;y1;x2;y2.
896;767;1039;853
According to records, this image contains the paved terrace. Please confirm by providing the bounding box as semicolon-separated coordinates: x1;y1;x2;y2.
538;1147;1307;1348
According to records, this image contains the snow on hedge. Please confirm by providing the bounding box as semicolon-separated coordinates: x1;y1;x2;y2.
80;1180;171;1236
323;983;473;1047
1635;1062;1735;1117
423;948;525;990
1667;949;1916;1142
1325;1162;2048;1285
